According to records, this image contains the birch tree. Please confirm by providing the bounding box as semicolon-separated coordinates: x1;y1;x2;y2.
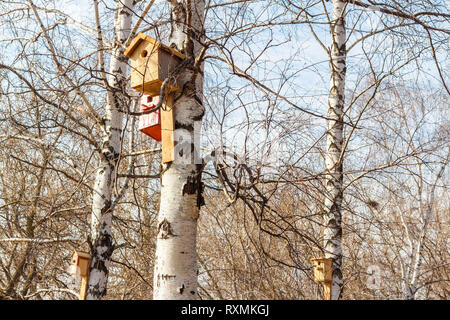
323;0;347;300
152;0;206;300
86;0;135;300
403;154;448;299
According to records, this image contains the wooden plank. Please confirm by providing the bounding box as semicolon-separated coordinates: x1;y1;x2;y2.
162;130;174;163
132;79;179;97
323;282;331;300
161;94;174;163
79;276;88;300
78;257;90;277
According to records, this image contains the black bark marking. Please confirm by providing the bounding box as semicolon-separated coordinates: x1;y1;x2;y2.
184;37;195;57
175;122;194;131
100;199;112;215
179;283;185;294
158;218;175;239
182;167;204;209
160;162;172;186
159;274;176;280
119;9;131;17
87;232;114;298
92;234;114;270
182;176;197;195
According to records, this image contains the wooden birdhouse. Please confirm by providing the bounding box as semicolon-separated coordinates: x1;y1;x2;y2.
137;93;175;163
124;33;185;96
70;250;91;300
70;250;91;277
312;257;333;283
139;94;162;141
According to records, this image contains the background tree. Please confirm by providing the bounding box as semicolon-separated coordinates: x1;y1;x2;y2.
0;0;448;300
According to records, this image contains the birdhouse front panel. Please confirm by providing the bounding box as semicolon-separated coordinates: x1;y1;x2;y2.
125;33;185;96
71;250;91;277
139;94;162;141
77;257;90;277
312;257;333;283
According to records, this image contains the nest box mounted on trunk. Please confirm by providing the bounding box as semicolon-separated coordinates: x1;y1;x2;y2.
70;250;91;277
139;94;162;141
69;250;91;300
312;257;333;300
137;93;175;163
124;33;185;96
312;257;333;283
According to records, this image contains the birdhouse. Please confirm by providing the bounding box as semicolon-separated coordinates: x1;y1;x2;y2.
137;93;175;163
312;257;333;283
70;250;91;278
124;33;185;96
139;94;162;141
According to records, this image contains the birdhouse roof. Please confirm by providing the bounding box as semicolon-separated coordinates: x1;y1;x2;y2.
124;33;185;60
72;250;90;259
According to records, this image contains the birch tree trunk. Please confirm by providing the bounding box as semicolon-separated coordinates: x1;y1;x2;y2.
323;0;346;300
153;0;206;300
405;155;448;299
86;0;134;300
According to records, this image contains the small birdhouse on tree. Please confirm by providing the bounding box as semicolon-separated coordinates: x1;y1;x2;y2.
139;94;162;141
69;250;91;300
312;257;333;283
124;33;185;96
136;93;175;163
70;250;91;278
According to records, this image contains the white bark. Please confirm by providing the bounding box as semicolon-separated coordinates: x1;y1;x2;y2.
86;0;134;300
323;0;346;300
153;0;205;300
405;156;448;299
